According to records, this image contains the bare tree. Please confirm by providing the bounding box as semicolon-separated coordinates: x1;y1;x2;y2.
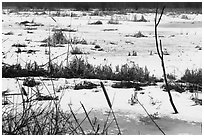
154;6;178;114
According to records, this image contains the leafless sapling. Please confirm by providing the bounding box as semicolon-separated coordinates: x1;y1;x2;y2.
154;6;178;114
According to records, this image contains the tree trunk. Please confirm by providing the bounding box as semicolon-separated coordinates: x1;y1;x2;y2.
155;6;178;114
161;59;178;114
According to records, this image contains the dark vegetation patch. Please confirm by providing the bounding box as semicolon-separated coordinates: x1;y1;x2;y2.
2;62;47;78
70;37;88;45
19;20;30;25
25;23;44;27
39;43;65;47
94;45;101;49
103;28;118;31
161;68;202;93
111;81;143;90
74;81;98;90
125;31;147;38
24;27;37;30
36;95;59;101
42;30;68;46
42;32;88;46
52;28;77;32
27;31;34;34
70;47;84;54
195;45;202;50
3;31;14;35
181;68;202;86
88;20;103;25
91;45;104;51
23;77;41;87
15;49;40;54
12;43;27;47
19;20;44;26
136;15;148;22
128;51;137;56
161;82;185;93
2;57;156;84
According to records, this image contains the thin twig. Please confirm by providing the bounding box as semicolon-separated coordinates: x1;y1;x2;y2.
80;102;95;132
136;98;166;135
100;82;121;135
69;105;85;135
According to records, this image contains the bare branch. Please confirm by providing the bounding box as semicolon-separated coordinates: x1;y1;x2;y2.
159;39;164;58
80;102;95;132
156;6;165;26
154;6;178;114
136;98;166;135
155;7;158;24
154;28;162;58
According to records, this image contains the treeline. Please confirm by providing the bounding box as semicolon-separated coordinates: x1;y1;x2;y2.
2;2;202;11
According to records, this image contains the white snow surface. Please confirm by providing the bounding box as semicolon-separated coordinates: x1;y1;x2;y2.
2;78;202;123
2;11;202;124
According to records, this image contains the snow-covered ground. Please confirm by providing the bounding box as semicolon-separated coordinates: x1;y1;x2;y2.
2;11;202;78
2;78;202;123
1;10;202;134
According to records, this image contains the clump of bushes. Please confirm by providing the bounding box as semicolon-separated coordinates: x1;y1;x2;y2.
128;51;137;56
70;37;88;45
111;81;143;90
132;15;148;22
74;81;98;90
2;57;153;84
88;20;103;25
19;20;31;25
4;31;14;35
23;77;41;87
70;47;84;54
94;45;101;49
181;68;202;86
161;82;185;93
113;64;150;82
181;14;188;20
166;73;176;80
103;28;118;31
2;62;47;78
137;15;147;22
91;45;104;51
195;45;202;50
134;31;147;38
52;28;77;32
163;49;170;55
161;68;202;93
12;43;27;47
42;30;68;46
125;31;147;38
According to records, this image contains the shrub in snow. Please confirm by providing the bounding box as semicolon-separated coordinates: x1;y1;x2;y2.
111;81;142;89
88;20;103;25
74;81;98;90
166;73;176;80
23;77;40;87
94;45;101;48
181;14;188;20
42;30;68;46
126;31;147;38
161;82;185;93
12;43;27;47
70;47;83;54
133;31;147;38
137;15;147;22
4;31;14;35
181;68;202;86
